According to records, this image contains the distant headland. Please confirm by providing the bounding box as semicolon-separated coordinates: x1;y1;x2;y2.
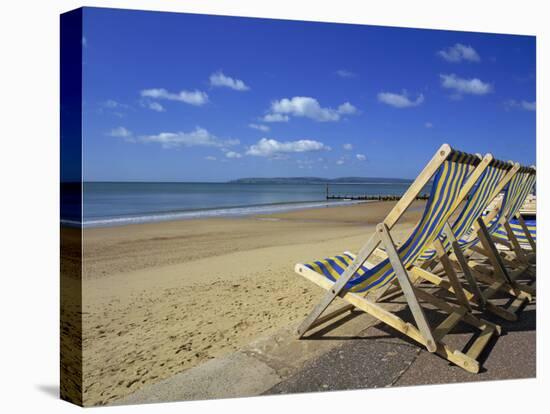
228;177;413;184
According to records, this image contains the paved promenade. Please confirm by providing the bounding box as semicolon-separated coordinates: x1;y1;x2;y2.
118;292;535;405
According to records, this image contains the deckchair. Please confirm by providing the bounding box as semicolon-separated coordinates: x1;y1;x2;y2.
405;159;532;321
458;165;536;275
372;158;516;301
462;166;536;297
295;144;499;373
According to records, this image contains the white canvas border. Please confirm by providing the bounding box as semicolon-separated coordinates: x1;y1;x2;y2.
0;1;546;413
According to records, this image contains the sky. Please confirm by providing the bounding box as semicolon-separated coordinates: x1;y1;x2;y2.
81;7;536;182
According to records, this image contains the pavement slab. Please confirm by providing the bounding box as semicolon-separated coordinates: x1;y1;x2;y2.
265;331;420;394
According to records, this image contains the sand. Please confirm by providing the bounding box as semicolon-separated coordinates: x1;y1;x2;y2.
78;201;425;405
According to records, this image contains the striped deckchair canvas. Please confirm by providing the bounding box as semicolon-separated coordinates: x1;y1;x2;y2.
492;217;536;247
489;166;536;251
295;144;500;374
417;159;517;262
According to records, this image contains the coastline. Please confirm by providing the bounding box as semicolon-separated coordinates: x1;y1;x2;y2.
78;200;425;405
75;199;369;228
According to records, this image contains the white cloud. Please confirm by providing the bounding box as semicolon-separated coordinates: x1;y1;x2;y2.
271;97;337;121
148;102;165;112
505;99;536;111
209;71;250;91
440;74;492;95
100;100;129;117
262;113;290;123
225;151;242;159
205;156;217;161
264;97;358;122
521;101;536;111
140;127;239;149
248;123;270;132
140;88;209;106
337;102;358;114
336;159;345;165
246;138;331;158
336;69;357;78
108;127;132;138
103;99;120;109
438;43;480;63
356;154;366;161
102;99;129;110
343;143;353;150
425;122;433;128
377;91;425;108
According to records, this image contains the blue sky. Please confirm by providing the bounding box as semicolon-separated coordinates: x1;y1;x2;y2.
82;7;536;182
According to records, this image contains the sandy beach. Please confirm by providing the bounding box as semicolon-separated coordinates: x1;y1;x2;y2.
77;200;425;405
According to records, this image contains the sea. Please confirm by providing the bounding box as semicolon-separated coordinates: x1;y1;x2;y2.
61;181;422;228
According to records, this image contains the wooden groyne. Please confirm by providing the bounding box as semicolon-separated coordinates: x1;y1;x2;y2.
324;184;429;201
326;194;429;201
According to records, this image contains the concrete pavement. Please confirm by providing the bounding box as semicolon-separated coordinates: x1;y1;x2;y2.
117;290;536;405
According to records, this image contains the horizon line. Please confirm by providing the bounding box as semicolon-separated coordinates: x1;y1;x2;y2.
63;176;418;184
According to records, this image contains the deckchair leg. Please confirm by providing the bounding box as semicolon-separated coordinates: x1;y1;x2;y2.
467;245;491;259
412;287;500;334
451;246;487;309
467;264;531;321
467;263;532;300
469;241;527;277
378;224;437;352
410;266;474;302
500;222;535;277
411;265;520;322
471;219;535;301
441;222;485;308
504;221;528;264
516;213;536;253
476;218;518;289
433;239;472;311
296;232;382;337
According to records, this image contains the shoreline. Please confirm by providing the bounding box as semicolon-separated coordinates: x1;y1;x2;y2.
73;199;369;228
77;200;425;405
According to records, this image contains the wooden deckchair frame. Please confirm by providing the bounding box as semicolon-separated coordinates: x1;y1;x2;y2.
514;213;537;253
463;166;536;280
463;167;537;300
377;161;521;315
413;163;534;321
295;144;499;373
